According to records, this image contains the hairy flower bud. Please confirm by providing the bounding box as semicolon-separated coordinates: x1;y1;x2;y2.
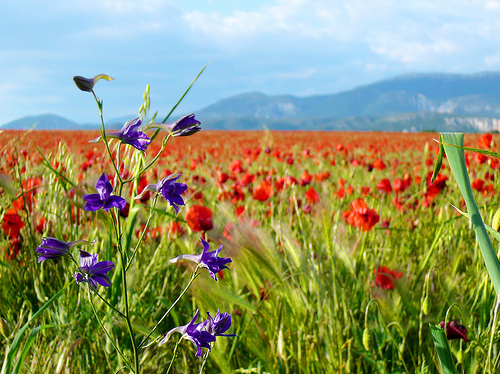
362;327;372;351
73;74;114;92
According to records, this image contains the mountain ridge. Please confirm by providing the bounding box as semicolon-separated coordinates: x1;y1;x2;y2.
3;71;500;132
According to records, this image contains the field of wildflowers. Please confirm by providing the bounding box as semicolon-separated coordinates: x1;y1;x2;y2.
1;75;500;373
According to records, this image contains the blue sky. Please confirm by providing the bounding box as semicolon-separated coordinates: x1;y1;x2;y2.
1;0;500;125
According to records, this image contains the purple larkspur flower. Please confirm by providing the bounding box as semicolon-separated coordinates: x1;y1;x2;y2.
36;237;95;262
169;238;231;281
134;173;188;214
83;173;127;212
73;251;115;288
206;310;236;338
159;309;215;357
90;118;151;152
73;74;114;92
144;114;201;137
439;321;468;341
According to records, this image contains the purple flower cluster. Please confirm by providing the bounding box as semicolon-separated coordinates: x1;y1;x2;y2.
134;173;188;214
35;237;114;289
159;309;235;356
74;251;115;289
90;118;151;152
83;173;127;212
169;238;232;281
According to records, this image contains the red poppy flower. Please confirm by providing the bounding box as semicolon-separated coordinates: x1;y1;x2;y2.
371;266;403;290
305;187;320;204
439;321;468;341
376;178;392;193
342;198;380;231
314;172;330;182
299;170;313;186
186;205;213;232
479;133;493;149
393;178;407;193
2;210;25;239
471;178;485;192
253;181;273;201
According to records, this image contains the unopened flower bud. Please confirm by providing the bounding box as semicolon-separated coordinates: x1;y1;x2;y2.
73;74;114;92
422;296;429;315
362;327;372;351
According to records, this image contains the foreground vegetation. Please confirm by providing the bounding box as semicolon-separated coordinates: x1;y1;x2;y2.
1;128;499;373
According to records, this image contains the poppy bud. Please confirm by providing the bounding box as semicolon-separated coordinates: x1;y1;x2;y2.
422;296;429;315
362;327;372;351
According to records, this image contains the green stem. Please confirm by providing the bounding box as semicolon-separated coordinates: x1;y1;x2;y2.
199;350;210;374
165;336;183;374
126;194;158;271
91;90;122;183
139;268;200;348
86;287;132;370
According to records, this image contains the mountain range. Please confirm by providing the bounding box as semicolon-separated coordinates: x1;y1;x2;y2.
3;72;500;132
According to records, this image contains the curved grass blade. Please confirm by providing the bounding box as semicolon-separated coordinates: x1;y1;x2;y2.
429;324;458;374
441;132;500;294
1;283;70;374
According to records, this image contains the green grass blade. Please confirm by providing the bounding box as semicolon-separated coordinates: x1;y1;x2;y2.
12;325;55;374
429;324;458;374
431;134;445;184
1;283;70;374
441;132;500;294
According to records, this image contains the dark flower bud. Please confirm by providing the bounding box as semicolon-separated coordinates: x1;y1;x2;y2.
73;74;114;92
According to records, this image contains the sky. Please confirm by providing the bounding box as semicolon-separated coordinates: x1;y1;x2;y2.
1;0;500;125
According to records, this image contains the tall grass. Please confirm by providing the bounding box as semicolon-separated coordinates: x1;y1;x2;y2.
1;131;500;372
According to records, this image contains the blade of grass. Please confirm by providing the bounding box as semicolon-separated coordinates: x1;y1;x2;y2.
429;324;458;374
1;283;70;374
441;132;500;294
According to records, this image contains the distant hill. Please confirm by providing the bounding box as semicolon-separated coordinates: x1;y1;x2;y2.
0;114;84;130
1;114;129;130
199;72;500;121
3;72;500;132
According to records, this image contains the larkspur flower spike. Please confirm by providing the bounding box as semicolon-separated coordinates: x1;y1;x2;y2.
134;173;188;214
73;251;115;289
89;117;151;152
169;238;232;281
144;113;201;137
73;74;114;92
83;173;127;212
158;310;215;357
36;237;96;262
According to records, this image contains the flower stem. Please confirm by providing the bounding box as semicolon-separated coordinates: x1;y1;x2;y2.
126;194;158;271
138;267;200;348
165;336;183;374
91;89;122;184
86;287;132;370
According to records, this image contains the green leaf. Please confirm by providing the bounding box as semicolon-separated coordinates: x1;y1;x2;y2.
429;324;458;374
441;132;500;294
1;283;70;374
12;325;55;374
431;134;445;184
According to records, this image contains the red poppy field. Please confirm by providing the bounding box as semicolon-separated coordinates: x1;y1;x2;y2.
1;129;499;373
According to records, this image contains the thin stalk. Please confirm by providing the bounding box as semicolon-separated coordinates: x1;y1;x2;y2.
126;194;158;271
199;350;210;374
91;90;122;183
87;287;132;370
139;268;200;348
165;337;183;374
